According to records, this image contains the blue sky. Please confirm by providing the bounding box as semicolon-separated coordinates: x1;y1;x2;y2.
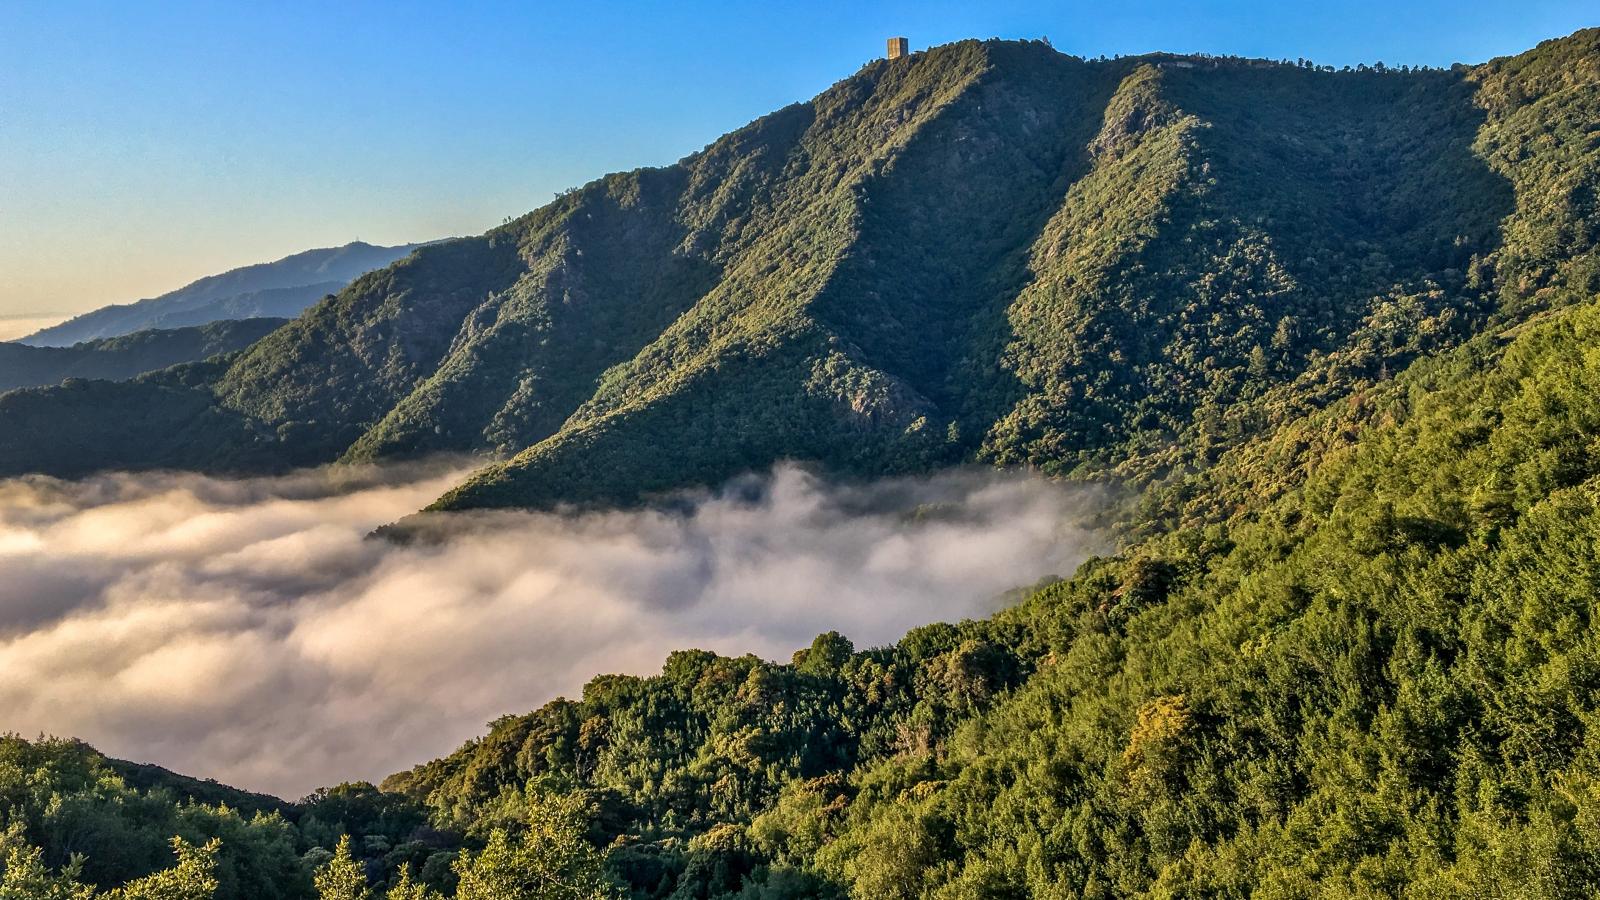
1;1;1594;319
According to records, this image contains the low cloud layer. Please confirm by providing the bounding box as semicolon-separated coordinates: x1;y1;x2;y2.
0;461;1104;799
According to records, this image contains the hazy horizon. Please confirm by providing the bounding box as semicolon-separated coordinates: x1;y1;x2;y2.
3;0;1595;320
0;314;71;342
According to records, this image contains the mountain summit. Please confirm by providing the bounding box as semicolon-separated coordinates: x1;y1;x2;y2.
1;33;1596;510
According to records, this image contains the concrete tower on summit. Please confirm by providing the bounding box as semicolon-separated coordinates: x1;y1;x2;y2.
887;36;909;59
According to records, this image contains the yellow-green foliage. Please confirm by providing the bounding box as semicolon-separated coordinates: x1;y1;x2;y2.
6;31;1595;515
8;27;1600;900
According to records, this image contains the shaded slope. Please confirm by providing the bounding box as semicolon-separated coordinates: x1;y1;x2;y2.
985;61;1512;482
140;281;345;329
0;318;286;393
211;237;530;464
0;359;271;478
437;41;1531;510
1470;27;1600;315
381;242;1600;900
340;167;723;462
436;40;1073;509
0;32;1595;516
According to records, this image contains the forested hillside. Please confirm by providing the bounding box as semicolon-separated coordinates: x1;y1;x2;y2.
11;219;1600;899
388;291;1600;899
0;319;286;393
4;26;1600;900
1;30;1594;520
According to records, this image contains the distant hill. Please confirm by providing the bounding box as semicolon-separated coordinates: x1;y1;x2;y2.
0;318;287;393
20;241;424;347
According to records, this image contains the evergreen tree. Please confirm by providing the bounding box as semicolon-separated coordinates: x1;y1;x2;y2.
311;839;367;900
451;797;616;900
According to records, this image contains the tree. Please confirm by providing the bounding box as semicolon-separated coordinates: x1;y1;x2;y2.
794;632;854;676
0;843;95;900
381;866;439;900
313;837;369;900
0;835;218;900
839;806;942;900
105;839;220;900
452;796;616;900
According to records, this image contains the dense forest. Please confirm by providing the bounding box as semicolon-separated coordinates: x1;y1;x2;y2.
0;28;1591;520
4;26;1600;900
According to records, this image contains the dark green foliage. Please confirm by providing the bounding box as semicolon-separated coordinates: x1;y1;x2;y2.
0;362;280;479
0;319;286;393
214;237;532;464
0;737;308;899
381;273;1600;899
3;32;1595;517
10;27;1600;900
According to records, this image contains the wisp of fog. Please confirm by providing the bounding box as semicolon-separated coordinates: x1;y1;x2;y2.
0;461;1104;798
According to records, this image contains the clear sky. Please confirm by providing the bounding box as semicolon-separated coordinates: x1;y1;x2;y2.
1;1;1594;320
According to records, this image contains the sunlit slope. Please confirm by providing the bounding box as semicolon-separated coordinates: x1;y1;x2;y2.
432;33;1573;510
0;32;1594;513
383;289;1600;896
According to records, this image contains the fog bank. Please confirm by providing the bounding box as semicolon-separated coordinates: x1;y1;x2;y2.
0;462;1104;798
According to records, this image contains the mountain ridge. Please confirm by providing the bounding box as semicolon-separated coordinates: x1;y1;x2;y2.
0;32;1594;517
6;28;1600;899
20;241;427;347
14;278;1600;897
0;318;288;393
